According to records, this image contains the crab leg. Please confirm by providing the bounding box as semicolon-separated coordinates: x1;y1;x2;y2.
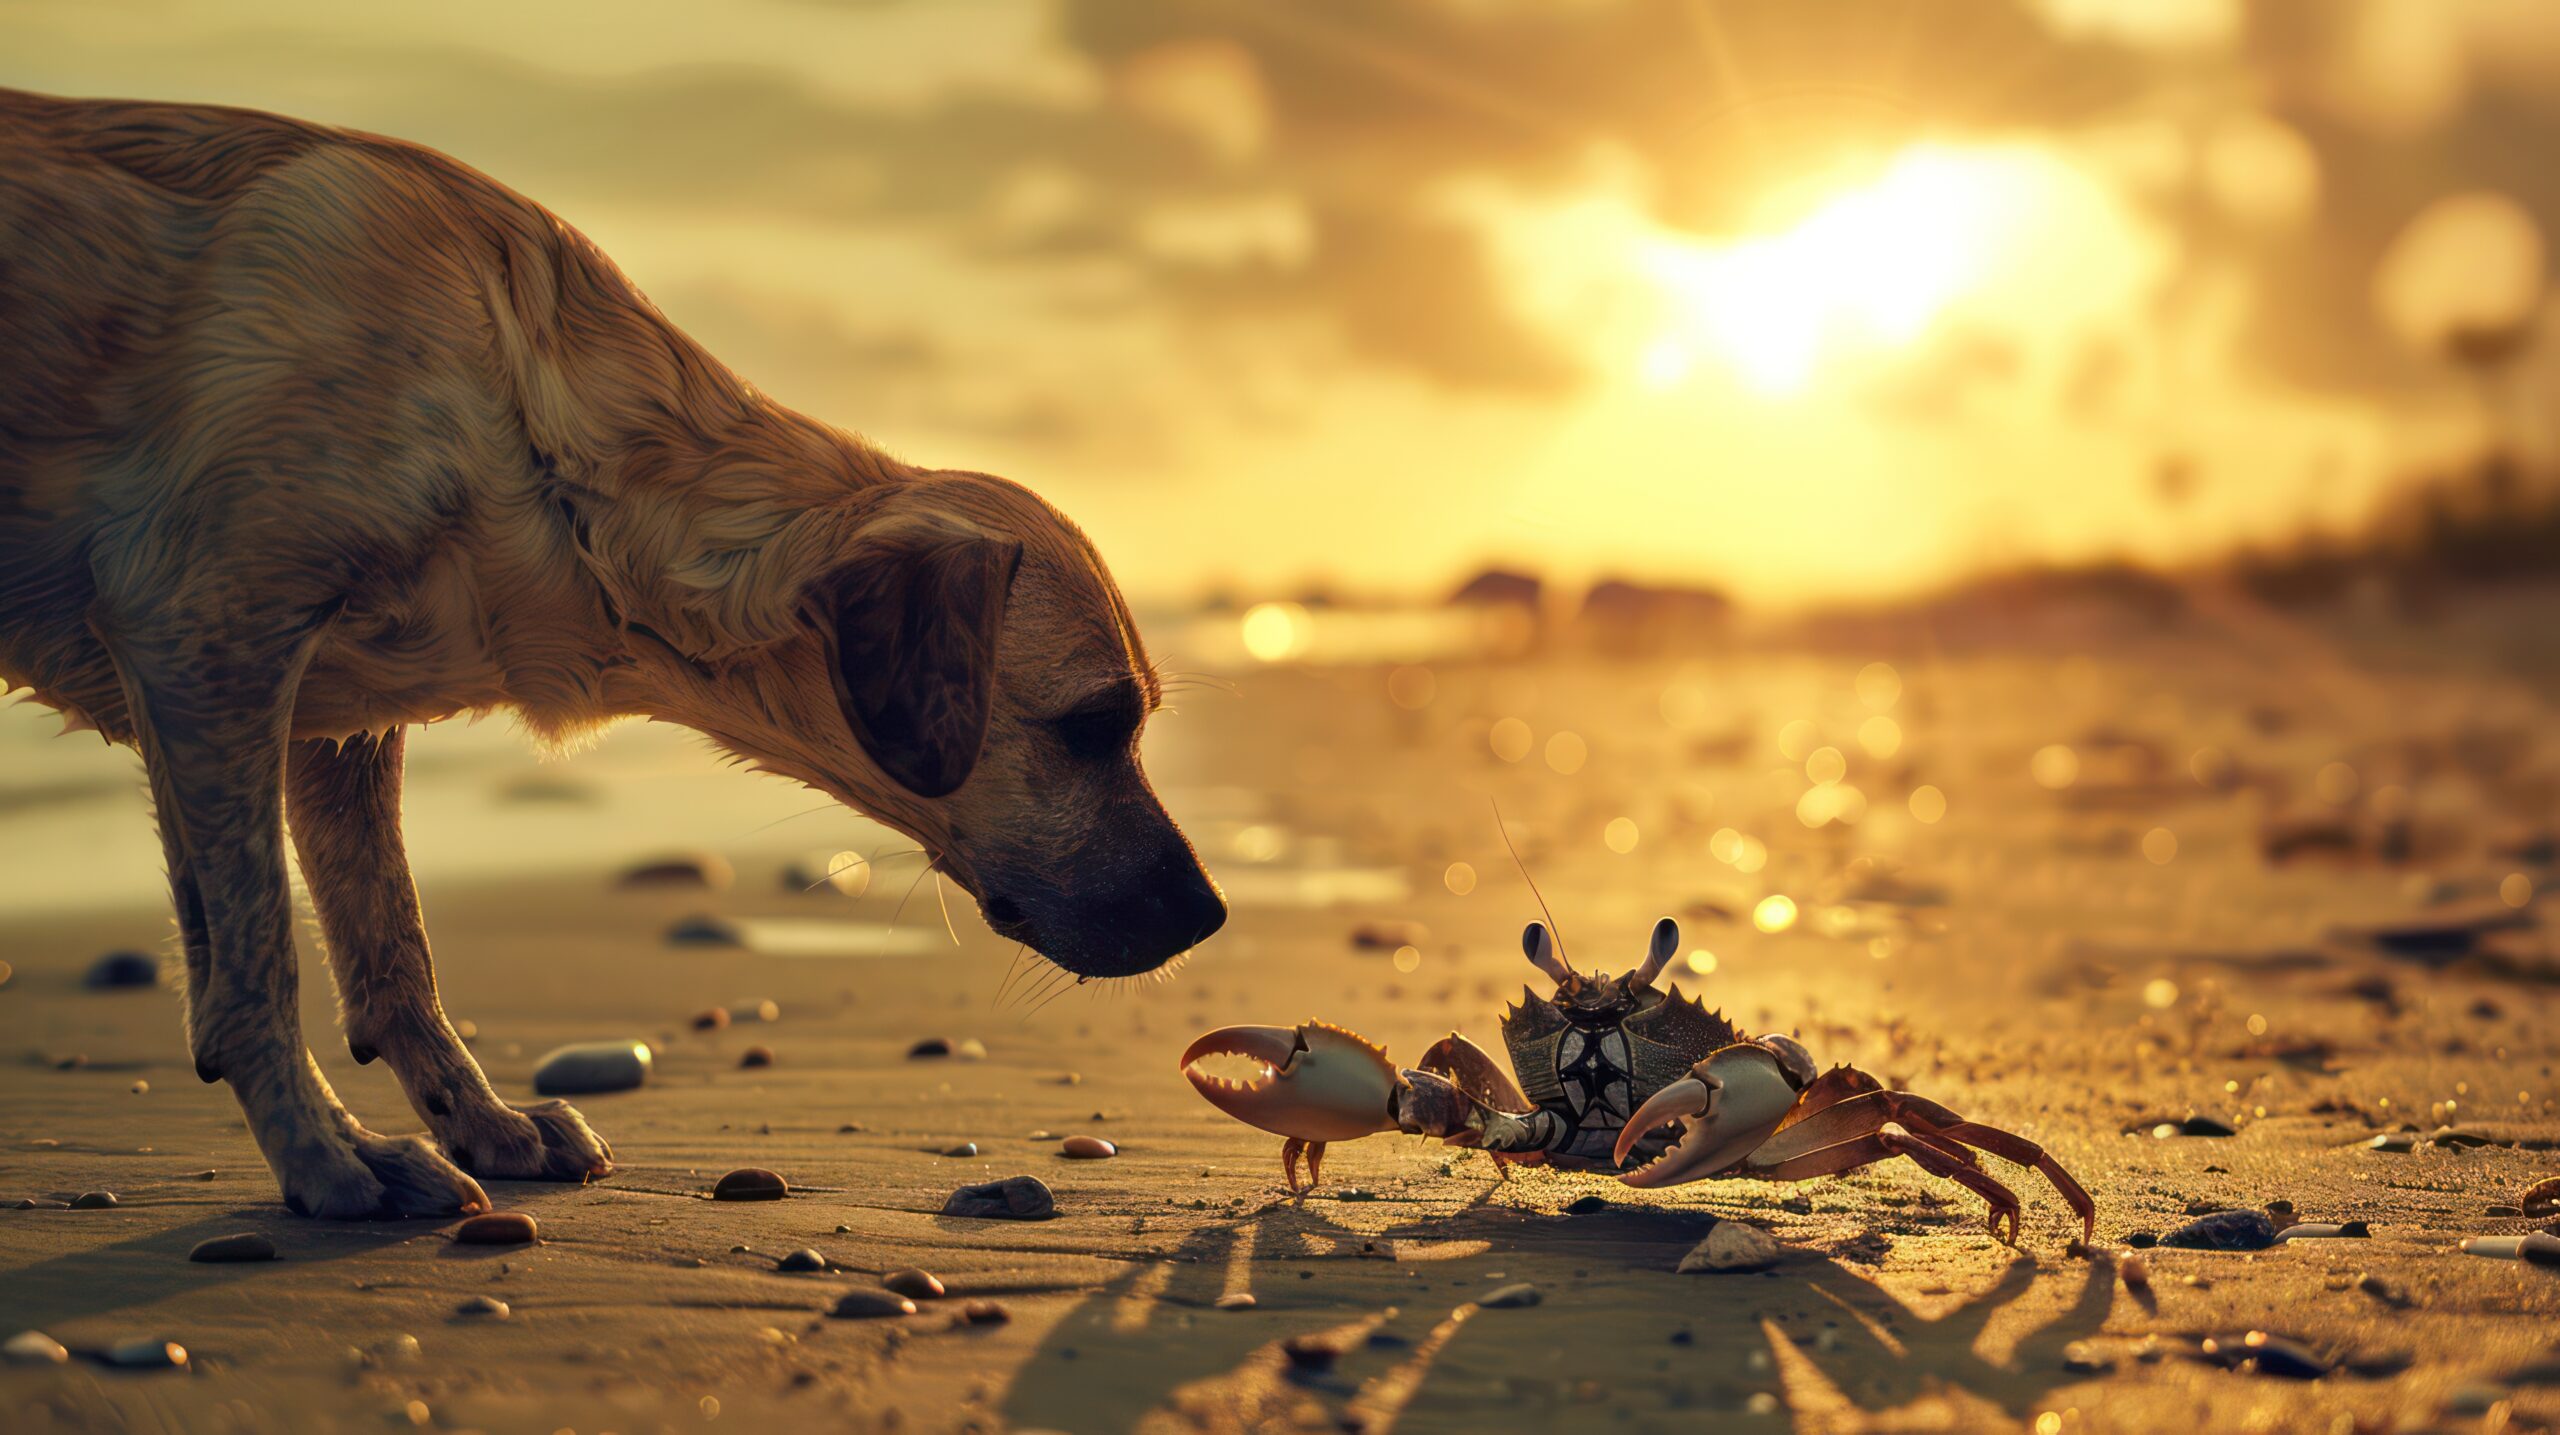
1750;1131;2029;1245
1744;1083;2096;1240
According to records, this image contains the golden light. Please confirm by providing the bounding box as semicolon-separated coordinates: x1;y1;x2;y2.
2502;873;2534;909
1909;785;1948;823
1856;662;1903;711
1545;730;1589;775
1238;601;1309;662
1391;944;1422;973
1641;148;2026;395
1752;895;1798;933
2030;744;2080;790
2314;761;2359;806
1604;817;1639;854
1386;665;1436;710
1858;715;1902;760
1804;746;1847;786
1444;861;1477;896
2142;827;2178;865
1489;717;1533;763
1684;949;1718;976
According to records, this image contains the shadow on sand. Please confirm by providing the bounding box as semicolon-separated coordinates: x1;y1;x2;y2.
998;1190;2117;1434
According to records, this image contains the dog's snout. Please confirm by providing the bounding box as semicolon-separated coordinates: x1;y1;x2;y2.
1091;839;1226;963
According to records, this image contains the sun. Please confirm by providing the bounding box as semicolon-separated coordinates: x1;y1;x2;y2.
1640;147;2038;394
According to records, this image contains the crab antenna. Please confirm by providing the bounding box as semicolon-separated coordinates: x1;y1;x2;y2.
1633;915;1679;986
1492;796;1571;972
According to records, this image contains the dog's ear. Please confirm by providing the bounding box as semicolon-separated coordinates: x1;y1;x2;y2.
829;513;1023;798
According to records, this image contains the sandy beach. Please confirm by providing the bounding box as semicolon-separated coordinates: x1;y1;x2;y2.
3;612;2557;1434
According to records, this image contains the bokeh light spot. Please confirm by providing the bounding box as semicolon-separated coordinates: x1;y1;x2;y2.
1856;661;1903;712
1604;817;1639;853
1239;601;1309;662
1685;949;1718;975
1490;717;1533;763
1858;715;1902;759
2141;827;2177;864
1444;861;1478;896
1805;746;1847;786
1753;895;1798;933
2314;761;2359;806
1386;665;1437;710
2501;872;2534;909
1909;785;1948;823
2030;744;2080;790
2143;978;2179;1009
1392;944;1422;973
1545;730;1589;774
1778;719;1819;761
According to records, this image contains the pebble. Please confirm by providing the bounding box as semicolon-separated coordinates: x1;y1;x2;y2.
943;1176;1055;1220
14;1198;69;1210
188;1233;277;1263
1563;1194;1614;1214
454;1296;509;1319
1478;1283;1541;1308
941;1142;980;1158
2275;1221;2369;1241
739;1045;774;1069
2463;1236;2530;1259
2124;1231;2159;1249
2200;1331;2329;1380
532;1040;651;1096
2119;1253;2151;1288
2526;1232;2560;1268
2060;1341;2112;1375
734;999;780;1023
2367;1132;2417;1153
84;951;159;989
712;1168;788;1201
1060;1136;1116;1160
454;1212;539;1246
959;1299;1010;1325
829;1289;917;1319
691;1007;730;1032
1678;1221;1782;1274
105;1338;188;1369
1282;1334;1342;1372
907;1037;954;1059
664;914;747;947
2162;1210;2276;1251
616;853;733;891
70;1191;118;1210
776;1249;829;1273
953;1038;988;1060
3;1330;68;1365
1214;1292;1257;1310
883;1268;944;1300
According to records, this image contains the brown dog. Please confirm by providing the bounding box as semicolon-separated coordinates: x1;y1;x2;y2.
0;89;1225;1218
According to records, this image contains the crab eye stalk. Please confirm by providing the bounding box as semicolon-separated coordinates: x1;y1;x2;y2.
1633;915;1678;986
1522;921;1572;984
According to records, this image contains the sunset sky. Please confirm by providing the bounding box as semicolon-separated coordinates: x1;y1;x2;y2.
8;0;2559;606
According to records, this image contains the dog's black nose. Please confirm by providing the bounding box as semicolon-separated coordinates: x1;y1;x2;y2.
1063;838;1223;975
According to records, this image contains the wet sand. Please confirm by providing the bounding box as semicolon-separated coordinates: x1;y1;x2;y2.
3;620;2558;1433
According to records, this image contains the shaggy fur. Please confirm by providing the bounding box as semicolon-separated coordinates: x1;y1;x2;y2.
0;88;1224;1219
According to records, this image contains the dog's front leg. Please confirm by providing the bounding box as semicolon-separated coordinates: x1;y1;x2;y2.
287;728;612;1182
101;612;489;1219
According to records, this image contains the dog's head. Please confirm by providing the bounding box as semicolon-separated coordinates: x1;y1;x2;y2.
625;469;1224;978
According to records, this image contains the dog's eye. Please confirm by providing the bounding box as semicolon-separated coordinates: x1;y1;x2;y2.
1053;686;1143;760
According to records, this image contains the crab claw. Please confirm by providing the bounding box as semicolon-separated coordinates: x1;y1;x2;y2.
1614;1044;1803;1189
1180;1022;1404;1143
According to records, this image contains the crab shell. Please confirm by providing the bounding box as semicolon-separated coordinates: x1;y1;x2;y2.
1179;1022;1405;1143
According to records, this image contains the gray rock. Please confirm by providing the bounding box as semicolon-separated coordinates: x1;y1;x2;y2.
828;1289;917;1320
711;1168;788;1202
943;1175;1056;1220
2526;1232;2560;1268
532;1041;651;1096
84;951;159;990
2275;1221;2370;1241
3;1330;67;1365
69;1191;118;1210
616;853;733;891
664;914;747;948
454;1296;510;1319
1678;1221;1783;1273
1478;1283;1541;1308
2162;1210;2277;1251
775;1249;828;1272
883;1268;944;1300
104;1338;187;1369
188;1233;276;1263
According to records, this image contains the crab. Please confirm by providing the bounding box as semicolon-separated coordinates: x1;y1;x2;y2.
1181;916;2094;1244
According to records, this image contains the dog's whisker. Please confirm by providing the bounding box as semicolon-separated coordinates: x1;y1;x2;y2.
1021;973;1088;1022
887;861;935;930
734;801;839;840
932;873;961;946
992;944;1031;1005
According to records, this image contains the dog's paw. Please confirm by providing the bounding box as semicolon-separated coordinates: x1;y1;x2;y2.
441;1100;613;1183
348;1129;490;1218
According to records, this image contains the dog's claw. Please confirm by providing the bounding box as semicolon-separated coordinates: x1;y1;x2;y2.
1180;1022;1403;1144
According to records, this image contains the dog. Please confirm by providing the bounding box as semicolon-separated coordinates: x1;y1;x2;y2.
0;88;1226;1218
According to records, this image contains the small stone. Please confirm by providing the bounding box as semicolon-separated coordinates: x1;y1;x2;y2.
1478;1282;1541;1308
941;1142;980;1158
1282;1334;1342;1371
959;1299;1010;1325
2367;1132;2417;1153
2201;1331;2328;1380
776;1249;828;1273
712;1168;788;1201
1678;1221;1782;1274
1060;1136;1116;1160
2524;1232;2560;1268
532;1041;651;1096
691;1007;730;1032
908;1037;953;1058
188;1170;216;1181
3;1331;68;1365
2275;1221;2369;1241
838;1123;867;1133
2463;1236;2529;1259
664;914;747;947
2060;1341;2112;1375
69;1191;118;1210
617;853;733;891
130;1081;148;1095
739;1045;774;1069
953;1038;988;1060
735;999;781;1023
188;1233;276;1263
943;1175;1055;1220
2356;1273;2413;1308
13;1198;68;1210
1214;1292;1257;1310
104;1338;187;1369
2125;1231;2159;1249
454;1296;510;1319
454;1212;539;1246
84;951;159;990
883;1268;944;1300
2162;1209;2277;1251
829;1289;916;1320
1563;1194;1612;1215
2119;1253;2151;1288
